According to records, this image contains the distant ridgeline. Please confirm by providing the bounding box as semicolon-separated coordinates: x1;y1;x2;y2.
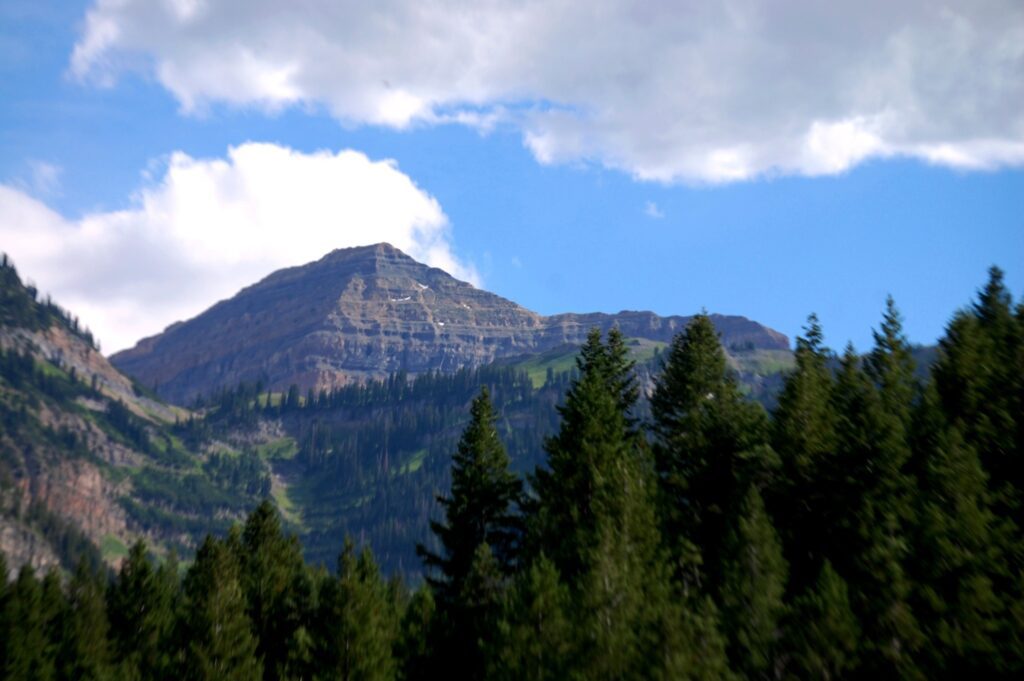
1;265;1022;679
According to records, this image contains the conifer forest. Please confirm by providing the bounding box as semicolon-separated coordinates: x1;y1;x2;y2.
2;268;1023;680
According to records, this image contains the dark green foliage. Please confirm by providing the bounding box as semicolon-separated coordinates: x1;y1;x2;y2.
719;486;788;679
781;561;859;680
396;586;435;681
490;555;573;681
770;315;842;586
181;535;262;681
108;541;178;681
234;500;309;681
419;387;522;595
910;387;1002;676
2;566;55;680
1;269;1022;680
58;560;113;681
650;314;772;593
832;345;924;680
418;387;521;680
0;254;97;349
314;538;397;681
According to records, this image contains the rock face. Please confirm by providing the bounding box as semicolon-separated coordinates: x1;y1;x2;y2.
111;243;790;404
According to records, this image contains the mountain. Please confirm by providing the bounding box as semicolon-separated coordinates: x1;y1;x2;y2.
1;256;274;578
111;243;790;404
1;245;794;580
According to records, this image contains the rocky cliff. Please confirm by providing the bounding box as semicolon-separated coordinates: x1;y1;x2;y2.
111;243;790;404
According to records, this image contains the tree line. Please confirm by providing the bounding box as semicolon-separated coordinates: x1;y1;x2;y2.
1;267;1022;679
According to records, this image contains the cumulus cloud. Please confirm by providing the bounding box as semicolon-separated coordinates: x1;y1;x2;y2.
0;143;475;353
71;0;1024;183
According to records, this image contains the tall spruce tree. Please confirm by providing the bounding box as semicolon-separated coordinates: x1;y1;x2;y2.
3;565;56;681
181;535;262;681
910;383;1002;677
650;314;771;593
235;500;310;681
718;486;788;680
419;387;522;593
832;345;923;681
418;387;522;680
108;541;178;681
315;539;397;681
770;314;841;588
531;328;706;679
396;585;435;681
781;560;859;681
59;559;113;681
490;555;574;681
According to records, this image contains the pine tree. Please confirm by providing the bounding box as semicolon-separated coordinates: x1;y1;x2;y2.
59;559;113;681
418;387;521;680
396;585;435;681
910;384;1002;676
419;387;522;596
832;346;923;680
235;500;309;681
490;555;574;681
455;543;505;680
181;535;262;681
3;565;55;681
108;541;178;681
40;569;67;680
718;486;788;680
315;539;397;681
781;561;859;681
650;314;771;593
770;314;841;588
530;328;699;679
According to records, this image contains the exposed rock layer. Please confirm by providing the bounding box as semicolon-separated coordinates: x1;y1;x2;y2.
112;243;790;404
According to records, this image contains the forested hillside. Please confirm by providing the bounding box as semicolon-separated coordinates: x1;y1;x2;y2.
1;267;1021;679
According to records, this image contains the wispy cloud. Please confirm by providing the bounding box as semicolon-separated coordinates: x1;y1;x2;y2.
644;201;664;219
71;0;1024;183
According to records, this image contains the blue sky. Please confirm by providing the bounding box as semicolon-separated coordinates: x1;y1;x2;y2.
1;1;1021;354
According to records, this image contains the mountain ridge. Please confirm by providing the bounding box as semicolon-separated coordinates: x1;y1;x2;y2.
111;243;789;404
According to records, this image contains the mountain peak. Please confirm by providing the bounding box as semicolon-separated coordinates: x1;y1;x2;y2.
111;247;788;404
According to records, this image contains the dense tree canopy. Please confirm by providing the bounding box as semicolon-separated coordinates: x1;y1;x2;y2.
1;269;1022;680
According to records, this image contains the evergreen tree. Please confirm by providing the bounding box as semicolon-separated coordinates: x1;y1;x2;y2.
770;314;841;587
911;385;1005;676
59;559;112;681
181;535;262;681
396;585;435;681
718;486;788;680
531;328;700;679
40;569;67;679
236;500;310;681
315;539;397;681
490;555;573;681
832;346;923;681
934;267;1023;537
781;561;859;681
419;387;522;595
418;387;521;680
3;566;55;681
650;314;771;593
108;541;178;681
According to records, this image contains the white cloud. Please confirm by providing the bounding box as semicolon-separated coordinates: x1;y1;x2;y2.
0;143;475;353
644;201;664;219
71;0;1024;183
